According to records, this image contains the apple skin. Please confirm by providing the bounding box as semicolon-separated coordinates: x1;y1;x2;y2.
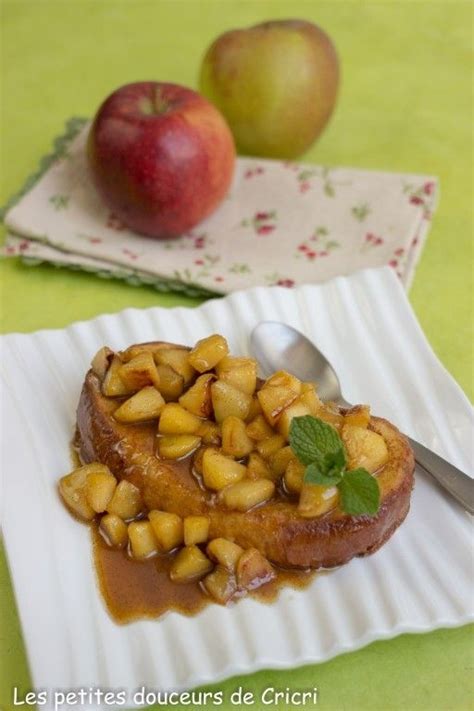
199;19;339;159
87;82;235;239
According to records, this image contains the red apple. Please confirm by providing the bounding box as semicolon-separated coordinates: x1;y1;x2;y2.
87;82;235;239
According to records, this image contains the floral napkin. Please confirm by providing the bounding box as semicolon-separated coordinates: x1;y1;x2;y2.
3;119;438;297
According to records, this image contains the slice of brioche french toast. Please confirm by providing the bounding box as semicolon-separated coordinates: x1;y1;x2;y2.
74;339;414;570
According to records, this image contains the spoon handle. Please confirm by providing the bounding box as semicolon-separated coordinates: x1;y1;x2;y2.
407;436;474;514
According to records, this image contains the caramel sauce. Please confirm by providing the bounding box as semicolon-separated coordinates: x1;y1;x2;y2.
92;524;315;624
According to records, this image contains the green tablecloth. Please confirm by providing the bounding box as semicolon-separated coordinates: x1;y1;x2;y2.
1;2;472;710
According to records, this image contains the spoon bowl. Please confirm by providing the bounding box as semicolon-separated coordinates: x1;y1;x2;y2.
250;321;348;405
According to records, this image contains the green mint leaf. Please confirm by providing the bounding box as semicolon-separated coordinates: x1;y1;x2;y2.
289;416;346;467
305;462;343;486
338;468;380;516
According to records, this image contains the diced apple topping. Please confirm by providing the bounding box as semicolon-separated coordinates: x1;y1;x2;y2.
298;483;339;518
183;515;210;545
169;545;214;583
188;334;229;372
256;434;286;459
114;386;165;423
268;446;295;478
91;346;112;380
211;380;252;422
341;424;389;473
203;566;237;604
197;420;221;446
277;397;312;438
236;548;276;590
155;363;185;401
158;435;201;460
202;449;247;490
215;356;257;395
106;480;142;520
206;538;244;572
155;347;196;386
179;373;215;417
128;520;158;559
85;470;117;513
148;510;183;552
245;414;274;441
220;478;275;512
118;351;161;391
284;459;305;495
99;513;128;549
59;463;105;520
158;403;202;434
102;355;133;397
221;415;254;458
246;452;272;480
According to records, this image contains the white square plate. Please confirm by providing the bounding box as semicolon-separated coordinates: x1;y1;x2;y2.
1;267;473;709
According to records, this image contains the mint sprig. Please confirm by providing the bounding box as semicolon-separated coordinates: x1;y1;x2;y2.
289;415;380;516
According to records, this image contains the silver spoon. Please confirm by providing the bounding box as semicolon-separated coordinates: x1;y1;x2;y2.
251;321;474;514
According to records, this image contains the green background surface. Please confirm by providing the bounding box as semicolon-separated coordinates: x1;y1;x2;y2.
1;1;473;710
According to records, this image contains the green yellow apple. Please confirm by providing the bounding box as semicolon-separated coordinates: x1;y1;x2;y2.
199;19;339;159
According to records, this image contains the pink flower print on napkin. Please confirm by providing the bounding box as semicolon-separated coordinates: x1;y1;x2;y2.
295;226;340;260
244;166;265;179
241;210;277;235
360;232;384;253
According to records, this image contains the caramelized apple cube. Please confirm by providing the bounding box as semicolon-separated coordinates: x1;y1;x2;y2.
317;402;344;431
128;520;158;559
341;425;389;473
183;515;210;545
114;386;165;423
268;446;295;478
284;459;305;495
236;548;275;591
202;449;247;490
246;452;272;480
197;420;221;446
256;434;286;459
120;342;163;362
344;405;371;429
215;356;257;395
158;435;201;460
118;351;161;391
277;397;312;438
220;479;275;511
245;396;263;422
203;566;237;604
179;374;215;417
257;386;299;426
91;346;112;380
158;403;202;434
221;416;254;458
206;538;244;572
106;480;142;520
155;347;196;386
264;370;302;393
155;364;185;401
99;513;128;549
85;470;117;513
169;545;213;583
300;382;322;415
148;510;183;552
58;464;101;520
188;334;229;372
245;414;274;441
102;355;133;397
298;483;339;518
211;380;252;423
